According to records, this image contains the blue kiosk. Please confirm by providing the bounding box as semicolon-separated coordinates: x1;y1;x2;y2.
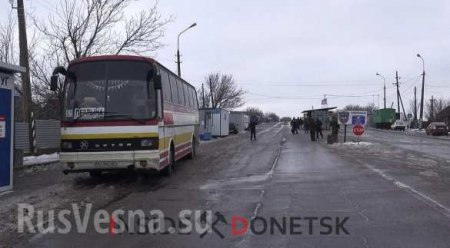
0;62;25;192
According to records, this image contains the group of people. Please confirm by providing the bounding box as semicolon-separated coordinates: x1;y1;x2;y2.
291;117;323;141
290;117;303;134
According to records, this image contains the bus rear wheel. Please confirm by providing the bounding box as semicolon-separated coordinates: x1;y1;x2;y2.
161;145;175;176
188;138;196;159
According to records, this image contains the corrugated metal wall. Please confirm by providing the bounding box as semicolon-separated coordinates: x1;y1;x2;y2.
15;120;60;153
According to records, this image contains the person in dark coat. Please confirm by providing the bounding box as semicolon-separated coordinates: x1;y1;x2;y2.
290;118;296;134
304;118;309;134
309;118;316;141
316;118;323;139
249;119;257;140
330;116;340;143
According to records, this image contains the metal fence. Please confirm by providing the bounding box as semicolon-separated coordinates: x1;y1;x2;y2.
15;120;60;153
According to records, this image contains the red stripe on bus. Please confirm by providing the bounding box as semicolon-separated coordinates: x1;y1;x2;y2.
175;142;191;151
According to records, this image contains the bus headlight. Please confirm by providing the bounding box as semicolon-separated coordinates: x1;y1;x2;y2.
140;139;153;147
61;141;73;149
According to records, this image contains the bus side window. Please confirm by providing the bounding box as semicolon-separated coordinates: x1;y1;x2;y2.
190;87;195;109
169;75;178;105
177;80;185;105
161;70;171;103
188;87;194;108
184;84;191;107
192;89;199;109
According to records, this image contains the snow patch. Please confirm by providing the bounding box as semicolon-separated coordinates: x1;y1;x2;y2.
333;141;373;147
419;170;439;177
23;153;59;166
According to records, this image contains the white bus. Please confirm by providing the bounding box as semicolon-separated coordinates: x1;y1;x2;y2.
51;55;199;176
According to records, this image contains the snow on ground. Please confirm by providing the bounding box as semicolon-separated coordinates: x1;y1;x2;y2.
332;141;373;147
341;141;373;146
23;153;59;166
409;129;426;133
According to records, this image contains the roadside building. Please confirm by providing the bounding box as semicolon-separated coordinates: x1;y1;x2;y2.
302;107;337;130
230;111;249;132
199;108;230;137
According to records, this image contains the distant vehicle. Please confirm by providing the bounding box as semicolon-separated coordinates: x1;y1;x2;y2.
374;108;396;129
391;120;406;131
50;55;199;177
426;122;448;136
229;123;239;134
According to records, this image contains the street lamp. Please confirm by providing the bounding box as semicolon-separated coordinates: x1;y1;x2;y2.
376;72;386;109
176;23;197;76
417;53;425;129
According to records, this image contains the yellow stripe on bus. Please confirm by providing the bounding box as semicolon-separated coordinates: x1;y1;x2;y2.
61;133;159;140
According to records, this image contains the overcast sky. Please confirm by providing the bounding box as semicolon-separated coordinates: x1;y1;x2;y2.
1;0;450;117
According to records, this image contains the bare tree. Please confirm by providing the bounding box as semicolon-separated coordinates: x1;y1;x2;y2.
34;0;172;62
265;112;280;122
204;73;246;109
26;0;171;119
343;103;377;114
0;12;17;64
245;107;264;122
425;97;450;121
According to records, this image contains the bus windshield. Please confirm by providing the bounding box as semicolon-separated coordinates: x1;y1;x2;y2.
63;60;156;122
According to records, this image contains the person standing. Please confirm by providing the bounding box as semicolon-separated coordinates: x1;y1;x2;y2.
304;118;309;134
309;118;316;141
316;118;323;139
330;116;340;143
249;119;257;140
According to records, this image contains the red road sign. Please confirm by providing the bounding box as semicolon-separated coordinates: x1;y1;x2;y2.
352;124;364;136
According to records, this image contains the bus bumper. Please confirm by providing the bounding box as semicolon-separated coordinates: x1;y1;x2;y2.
61;150;161;173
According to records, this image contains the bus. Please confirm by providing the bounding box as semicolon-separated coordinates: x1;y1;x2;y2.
50;55;199;177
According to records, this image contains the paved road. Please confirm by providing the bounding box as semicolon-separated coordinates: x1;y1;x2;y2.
5;123;450;247
362;128;450;161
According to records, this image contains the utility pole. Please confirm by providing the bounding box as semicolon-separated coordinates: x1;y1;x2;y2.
375;73;386;109
417;54;425;129
176;23;197;77
395;71;400;115
430;96;434;121
413;87;417;121
17;0;34;154
209;78;214;108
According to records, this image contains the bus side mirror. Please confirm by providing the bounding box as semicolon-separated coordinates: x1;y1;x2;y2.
154;74;162;90
50;75;58;91
52;66;67;76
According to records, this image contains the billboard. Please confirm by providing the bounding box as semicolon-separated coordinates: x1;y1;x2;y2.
338;111;368;126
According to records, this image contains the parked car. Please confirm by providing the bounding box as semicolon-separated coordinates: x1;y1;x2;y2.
229;123;239;134
391;120;406;131
426;122;448;136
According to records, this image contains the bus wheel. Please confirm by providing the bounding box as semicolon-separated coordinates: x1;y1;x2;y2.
89;171;102;178
188;138;196;159
162;145;174;176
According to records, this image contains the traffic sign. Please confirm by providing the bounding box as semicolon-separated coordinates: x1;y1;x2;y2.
352;124;364;136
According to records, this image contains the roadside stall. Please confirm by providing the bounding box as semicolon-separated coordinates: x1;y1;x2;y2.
0;62;25;192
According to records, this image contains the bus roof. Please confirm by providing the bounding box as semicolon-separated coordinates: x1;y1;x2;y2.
67;55;197;90
69;55;155;66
